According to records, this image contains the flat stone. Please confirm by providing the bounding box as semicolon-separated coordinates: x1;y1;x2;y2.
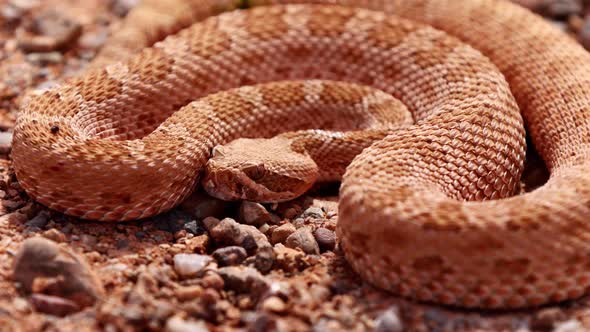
173;253;212;279
204;217;270;254
30;293;80;317
24;210;50;229
217;266;269;298
239;201;271;226
13;237;104;309
212;246;247;266
285;227;320;255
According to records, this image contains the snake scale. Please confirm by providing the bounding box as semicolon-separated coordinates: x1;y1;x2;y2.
11;0;590;309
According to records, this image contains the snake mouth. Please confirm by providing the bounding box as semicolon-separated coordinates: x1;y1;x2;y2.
202;138;318;202
201;164;300;202
201;166;242;201
201;159;266;201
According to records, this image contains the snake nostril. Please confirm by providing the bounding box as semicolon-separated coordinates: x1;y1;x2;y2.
211;145;226;157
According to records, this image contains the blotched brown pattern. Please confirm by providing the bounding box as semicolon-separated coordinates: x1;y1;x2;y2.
11;0;590;309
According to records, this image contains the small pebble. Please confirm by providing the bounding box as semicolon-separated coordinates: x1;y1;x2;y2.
77;29;109;50
309;284;330;302
2;199;24;210
201;272;225;290
313;227;336;252
292;217;306;229
202;216;221;230
185;234;209;253
269;213;282;225
273;244;305;272
554;320;583;332
312;318;345;332
239;201;271;226
0;211;28;226
283;207;299;219
165;315;210;332
302;206;324;219
271;223;296;245
30;293;80;317
285;227;320;255
182;220;201;235
12;297;30;313
250;244;275;273
180;190;236;219
1;3;24;22
174;230;187;241
217;266;269;297
531;308;566;332
375;307;404;332
261;296;287;314
80;234;97;248
513;0;545;11
0;132;12;154
250;313;278;332
204;217;270;254
258;223;270;234
13;237;104;308
25;52;63;64
24;210;50;229
116;238;130;249
175;285;203;301
173;253;212;279
578;17;590;49
541;0;582;18
18;202;39;219
154;210;193;234
17;10;82;52
42;228;66;243
212;246;247;266
110;0;142;17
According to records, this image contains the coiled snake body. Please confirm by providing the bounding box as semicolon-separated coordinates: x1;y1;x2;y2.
11;0;590;308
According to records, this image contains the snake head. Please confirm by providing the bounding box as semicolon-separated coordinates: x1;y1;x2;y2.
202;137;319;202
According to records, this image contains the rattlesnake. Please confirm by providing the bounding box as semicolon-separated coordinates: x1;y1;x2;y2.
11;0;590;309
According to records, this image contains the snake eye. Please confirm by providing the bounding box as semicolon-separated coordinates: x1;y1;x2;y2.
243;163;267;181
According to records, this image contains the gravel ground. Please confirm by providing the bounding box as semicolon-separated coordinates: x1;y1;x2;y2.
1;0;590;331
